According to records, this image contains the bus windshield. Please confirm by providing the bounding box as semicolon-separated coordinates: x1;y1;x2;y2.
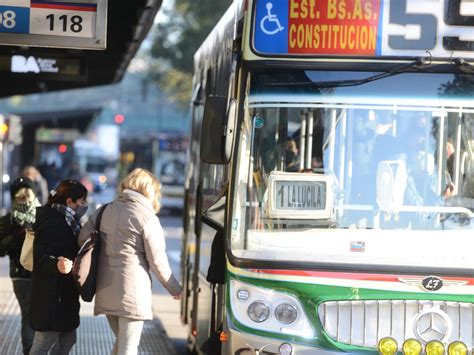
231;70;474;272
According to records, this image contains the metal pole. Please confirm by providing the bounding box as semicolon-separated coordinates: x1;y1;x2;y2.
305;110;314;169
299;111;306;171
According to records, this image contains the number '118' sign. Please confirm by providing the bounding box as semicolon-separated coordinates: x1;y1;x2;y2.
46;14;84;34
31;2;96;38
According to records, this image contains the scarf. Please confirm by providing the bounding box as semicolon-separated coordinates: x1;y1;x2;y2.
12;198;40;228
51;203;81;236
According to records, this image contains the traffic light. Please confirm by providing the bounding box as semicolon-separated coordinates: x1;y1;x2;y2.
114;114;125;125
0;115;8;141
0;114;22;145
58;144;68;154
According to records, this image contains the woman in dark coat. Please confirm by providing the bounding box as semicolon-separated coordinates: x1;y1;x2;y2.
29;180;88;355
0;177;40;354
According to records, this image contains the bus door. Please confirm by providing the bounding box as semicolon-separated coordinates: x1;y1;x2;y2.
181;84;204;328
185;81;229;351
187;164;227;352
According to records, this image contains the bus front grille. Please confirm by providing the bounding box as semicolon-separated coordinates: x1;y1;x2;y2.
318;300;474;349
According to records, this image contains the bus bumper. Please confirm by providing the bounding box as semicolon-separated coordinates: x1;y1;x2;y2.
226;327;348;354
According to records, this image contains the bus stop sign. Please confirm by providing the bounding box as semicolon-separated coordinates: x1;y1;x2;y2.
0;0;107;50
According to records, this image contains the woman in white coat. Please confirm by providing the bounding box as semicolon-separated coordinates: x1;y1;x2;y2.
78;168;182;355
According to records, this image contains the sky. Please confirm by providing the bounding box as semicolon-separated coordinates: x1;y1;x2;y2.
155;0;173;24
129;0;174;72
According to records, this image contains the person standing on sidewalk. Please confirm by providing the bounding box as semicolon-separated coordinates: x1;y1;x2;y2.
0;177;40;355
21;166;49;206
78;168;182;355
29;180;88;355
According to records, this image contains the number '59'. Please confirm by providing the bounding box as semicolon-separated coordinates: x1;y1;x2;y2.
0;10;16;29
389;0;474;51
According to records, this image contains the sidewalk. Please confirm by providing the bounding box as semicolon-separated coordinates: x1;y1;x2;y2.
0;258;182;354
152;293;188;355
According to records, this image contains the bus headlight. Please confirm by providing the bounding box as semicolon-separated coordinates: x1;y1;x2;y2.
275;303;297;324
426;340;445;355
402;339;422;355
448;341;468;355
230;279;314;338
247;301;270;323
378;337;398;355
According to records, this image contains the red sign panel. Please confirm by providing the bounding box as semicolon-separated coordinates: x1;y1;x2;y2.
287;0;381;55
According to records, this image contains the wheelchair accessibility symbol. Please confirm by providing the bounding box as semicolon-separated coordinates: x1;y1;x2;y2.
260;2;284;35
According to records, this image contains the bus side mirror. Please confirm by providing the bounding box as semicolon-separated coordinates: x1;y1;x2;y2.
200;96;237;164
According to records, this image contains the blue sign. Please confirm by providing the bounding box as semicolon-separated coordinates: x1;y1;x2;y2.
253;0;288;54
0;5;29;34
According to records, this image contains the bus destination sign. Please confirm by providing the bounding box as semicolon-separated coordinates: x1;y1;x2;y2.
253;0;474;59
267;172;333;219
0;0;107;50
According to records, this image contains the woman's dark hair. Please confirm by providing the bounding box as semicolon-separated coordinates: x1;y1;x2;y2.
47;179;88;205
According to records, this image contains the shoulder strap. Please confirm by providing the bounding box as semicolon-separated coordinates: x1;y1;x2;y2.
95;203;109;232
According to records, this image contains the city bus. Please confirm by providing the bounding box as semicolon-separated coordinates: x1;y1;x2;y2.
181;0;474;353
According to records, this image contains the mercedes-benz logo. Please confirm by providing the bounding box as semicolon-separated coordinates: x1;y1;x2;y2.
413;308;452;343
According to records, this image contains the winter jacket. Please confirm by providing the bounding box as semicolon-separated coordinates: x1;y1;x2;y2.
78;189;182;321
0;213;32;279
29;206;80;332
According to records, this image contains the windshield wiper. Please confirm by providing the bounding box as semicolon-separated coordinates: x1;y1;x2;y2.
267;57;429;89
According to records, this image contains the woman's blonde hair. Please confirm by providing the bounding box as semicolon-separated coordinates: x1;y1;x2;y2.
14;187;36;203
119;168;162;212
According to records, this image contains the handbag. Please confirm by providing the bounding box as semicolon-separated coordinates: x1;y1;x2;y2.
20;229;35;272
72;204;108;302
